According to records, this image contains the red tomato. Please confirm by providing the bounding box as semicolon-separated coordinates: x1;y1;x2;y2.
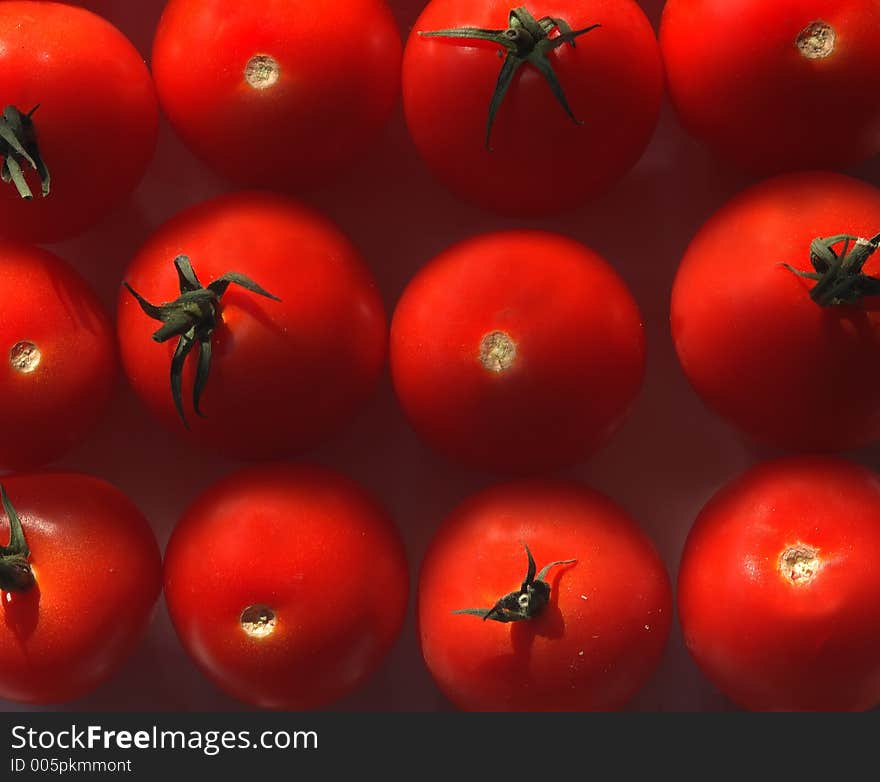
0;243;117;471
418;480;671;711
117;191;387;460
390;231;645;473
402;0;663;216
0;473;161;704
679;456;880;711
151;0;401;190
163;464;409;710
672;172;880;452
0;1;158;243
661;0;880;173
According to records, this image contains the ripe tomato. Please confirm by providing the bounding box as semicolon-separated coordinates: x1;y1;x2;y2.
151;0;401;190
0;1;158;243
117;191;387;460
390;231;645;473
0;473;161;704
163;464;409;710
661;0;880;173
0;243;117;471
402;0;663;216
672;172;880;452
679;456;880;711
418;480;671;711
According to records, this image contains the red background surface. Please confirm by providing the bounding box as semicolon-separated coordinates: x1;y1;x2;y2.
6;0;880;712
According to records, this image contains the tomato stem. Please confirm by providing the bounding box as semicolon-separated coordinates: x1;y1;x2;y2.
419;7;599;150
453;544;575;623
0;105;50;200
783;231;880;306
123;255;281;429
0;485;35;593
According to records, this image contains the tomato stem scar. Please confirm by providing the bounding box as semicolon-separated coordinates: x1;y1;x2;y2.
123;255;281;429
245;55;280;89
9;341;41;374
0;485;35;593
418;6;600;150
0;104;50;200
779;544;821;585
240;604;277;638
797;21;835;60
453;543;575;623
782;231;880;306
480;331;517;372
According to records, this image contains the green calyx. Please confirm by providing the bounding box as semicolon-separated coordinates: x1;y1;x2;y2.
419;6;600;150
454;544;576;623
784;232;880;307
0;104;50;200
124;255;281;429
0;485;35;593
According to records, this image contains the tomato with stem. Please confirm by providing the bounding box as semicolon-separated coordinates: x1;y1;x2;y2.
418;480;672;711
672;171;880;452
0;1;158;243
402;0;663;216
117;192;387;460
0;474;161;705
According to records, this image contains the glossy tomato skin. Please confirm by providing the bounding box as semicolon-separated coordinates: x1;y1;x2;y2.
0;474;161;704
661;0;880;173
163;464;409;710
679;456;880;711
390;231;645;473
672;172;880;452
0;243;117;471
151;0;401;190
402;0;663;216
0;2;158;243
419;480;671;711
117;191;387;460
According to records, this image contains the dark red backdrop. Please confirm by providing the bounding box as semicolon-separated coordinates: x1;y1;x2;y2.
6;0;880;712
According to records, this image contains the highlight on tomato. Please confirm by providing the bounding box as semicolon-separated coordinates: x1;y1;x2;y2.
116;191;387;460
660;0;880;173
418;479;672;711
402;0;663;216
678;456;880;712
163;463;409;710
0;243;117;471
0;474;162;705
671;171;880;452
0;1;158;243
151;0;402;190
390;230;645;473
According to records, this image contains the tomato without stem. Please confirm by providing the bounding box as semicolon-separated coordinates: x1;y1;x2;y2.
163;464;409;710
679;456;880;711
0;1;158;243
0;474;161;705
391;231;645;473
418;480;671;711
660;0;880;173
117;192;387;460
402;0;663;216
0;243;117;471
151;0;401;190
672;171;880;452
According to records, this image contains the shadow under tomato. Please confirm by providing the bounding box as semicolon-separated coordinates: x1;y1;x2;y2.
3;581;41;644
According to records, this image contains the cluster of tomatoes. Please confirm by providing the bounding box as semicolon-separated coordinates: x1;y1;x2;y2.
1;0;880;713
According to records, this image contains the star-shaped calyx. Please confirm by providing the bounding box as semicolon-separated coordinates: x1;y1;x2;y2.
0;485;35;594
419;6;600;149
454;544;576;623
124;255;280;428
784;231;880;307
0;104;50;200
